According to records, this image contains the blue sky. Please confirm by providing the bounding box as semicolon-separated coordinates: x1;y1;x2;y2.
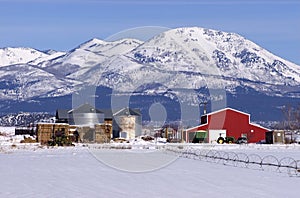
0;0;299;64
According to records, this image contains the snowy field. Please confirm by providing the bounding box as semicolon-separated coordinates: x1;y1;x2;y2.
174;143;300;159
0;127;15;136
1;144;300;198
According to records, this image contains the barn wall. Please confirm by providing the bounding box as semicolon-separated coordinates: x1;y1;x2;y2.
187;109;269;143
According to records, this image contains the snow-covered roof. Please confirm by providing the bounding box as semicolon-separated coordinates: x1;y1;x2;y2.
68;104;103;114
204;107;250;117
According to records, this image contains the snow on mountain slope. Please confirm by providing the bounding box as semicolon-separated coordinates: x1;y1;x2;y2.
36;38;143;70
43;49;60;55
28;51;66;67
61;38;142;67
129;27;300;86
130;28;217;74
45;48;108;68
79;54;149;89
0;64;81;100
0;27;299;102
0;47;48;67
76;27;299;98
82;54;206;92
79;38;143;56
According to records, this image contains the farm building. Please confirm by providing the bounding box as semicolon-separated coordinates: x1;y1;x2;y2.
113;107;142;139
56;104;105;126
55;104;141;141
68;104;104;126
55;104;106;143
185;108;270;143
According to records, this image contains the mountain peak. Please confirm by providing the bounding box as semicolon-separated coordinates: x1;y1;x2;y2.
77;37;143;51
77;38;107;49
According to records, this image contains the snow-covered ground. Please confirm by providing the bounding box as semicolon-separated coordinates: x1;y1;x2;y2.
0;144;299;198
0;127;15;136
0;128;33;146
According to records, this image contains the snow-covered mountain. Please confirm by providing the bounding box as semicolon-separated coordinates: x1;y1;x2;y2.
78;27;300;97
0;47;48;67
36;38;143;69
130;28;300;84
0;63;81;100
28;51;66;66
0;27;300;121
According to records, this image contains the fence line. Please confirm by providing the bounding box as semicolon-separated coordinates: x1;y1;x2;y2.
164;146;300;177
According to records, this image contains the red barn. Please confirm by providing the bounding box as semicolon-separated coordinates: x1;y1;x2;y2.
186;108;269;143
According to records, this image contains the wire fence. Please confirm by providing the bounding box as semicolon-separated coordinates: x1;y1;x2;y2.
164;146;300;177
